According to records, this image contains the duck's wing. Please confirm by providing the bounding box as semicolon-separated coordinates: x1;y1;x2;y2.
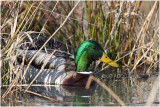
17;49;76;84
17;49;75;71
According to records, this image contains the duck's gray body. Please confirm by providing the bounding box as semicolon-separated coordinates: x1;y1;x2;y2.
17;50;92;86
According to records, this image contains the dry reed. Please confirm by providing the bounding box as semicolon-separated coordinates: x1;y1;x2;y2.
21;0;80;82
86;75;126;106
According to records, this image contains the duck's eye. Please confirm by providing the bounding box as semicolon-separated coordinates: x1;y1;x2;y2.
93;46;98;50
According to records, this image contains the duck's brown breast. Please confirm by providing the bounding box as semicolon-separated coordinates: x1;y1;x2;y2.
62;72;95;86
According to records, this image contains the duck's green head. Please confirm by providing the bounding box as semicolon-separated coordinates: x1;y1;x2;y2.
75;40;118;72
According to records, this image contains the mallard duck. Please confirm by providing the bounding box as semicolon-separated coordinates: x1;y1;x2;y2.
18;40;118;86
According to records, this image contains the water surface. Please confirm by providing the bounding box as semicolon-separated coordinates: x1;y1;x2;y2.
1;74;159;106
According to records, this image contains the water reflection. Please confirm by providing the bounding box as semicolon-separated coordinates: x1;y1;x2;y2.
28;85;96;106
1;75;159;106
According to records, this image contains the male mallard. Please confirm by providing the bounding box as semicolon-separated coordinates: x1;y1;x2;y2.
18;40;118;86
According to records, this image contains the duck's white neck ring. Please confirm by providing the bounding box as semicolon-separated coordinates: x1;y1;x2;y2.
77;71;93;74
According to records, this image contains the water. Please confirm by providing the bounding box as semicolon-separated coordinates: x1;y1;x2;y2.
1;74;159;106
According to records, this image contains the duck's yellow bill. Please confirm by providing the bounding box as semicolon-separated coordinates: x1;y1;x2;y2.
99;52;119;67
